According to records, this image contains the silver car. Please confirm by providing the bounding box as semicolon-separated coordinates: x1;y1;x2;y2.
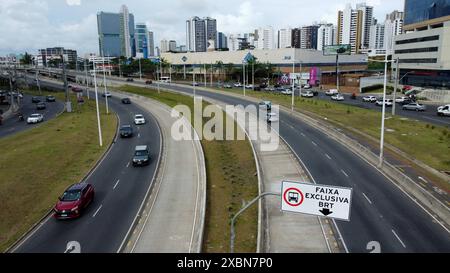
402;102;426;112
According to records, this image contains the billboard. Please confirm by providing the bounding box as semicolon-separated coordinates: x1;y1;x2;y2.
323;44;351;56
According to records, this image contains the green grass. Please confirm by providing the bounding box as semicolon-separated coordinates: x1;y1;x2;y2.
0;89;117;252
198;86;450;190
116;85;259;253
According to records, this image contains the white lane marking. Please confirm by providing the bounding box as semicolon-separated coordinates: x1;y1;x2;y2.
362;193;373;205
138;133;141;138
325;153;332;160
113;179;120;190
126;162;130;168
392;229;406;248
311;141;318;147
92;205;103;218
418;176;428;184
341;169;349;178
300;132;306;137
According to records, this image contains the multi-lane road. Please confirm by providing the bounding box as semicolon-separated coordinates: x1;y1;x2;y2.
12;80;162;253
121;79;450;253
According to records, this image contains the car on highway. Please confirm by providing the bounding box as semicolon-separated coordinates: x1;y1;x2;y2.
46;95;56;102
31;96;41;103
301;91;314;98
36;102;46;110
102;91;112;98
331;94;345;101
53;183;95;219
325;89;338;96
402;102;426;112
119;125;134;138
362;96;377;103
192;82;199;86
133;145;150;166
375;99;393;107
259;101;272;111
134;114;146;125
265;112;279;123
145;80;153;85
437;104;450;116
126;78;134;82
71;86;83;93
121;98;131;104
27;113;44;124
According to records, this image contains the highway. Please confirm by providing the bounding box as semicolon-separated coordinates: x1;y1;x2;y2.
0;94;64;139
124;79;450;253
12;79;162;253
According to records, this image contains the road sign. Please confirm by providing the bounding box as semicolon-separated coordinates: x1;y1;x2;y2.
323;44;352;56
281;181;352;221
182;56;188;62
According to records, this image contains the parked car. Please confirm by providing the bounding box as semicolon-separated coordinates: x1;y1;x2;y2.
375;99;393;107
126;78;134;82
31;96;41;103
395;96;411;104
133;145;150;166
301;91;314;98
119;125;134;138
192;82;199;86
259;101;272;111
121;98;131;104
145;80;153;85
264;87;275;92
281;89;293;95
331;94;345;101
363;96;377;103
402;102;426;112
311;90;319;96
46;95;56;102
27;113;44;124
265;113;279;123
102;91;112;98
36;102;46;110
223;84;232;89
134;114;146;125
437;104;450;116
325;89;338;96
72;86;83;92
53;183;95;219
245;84;254;89
303;84;311;89
234;83;243;88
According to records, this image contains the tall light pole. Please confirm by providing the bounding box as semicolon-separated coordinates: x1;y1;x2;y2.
138;57;142;81
84;59;89;100
291;59;295;111
299;61;303;97
243;61;246;96
392;57;399;116
204;63;207;87
101;56;109;114
157;58;160;94
193;63;196;98
379;52;389;168
92;59;103;147
336;54;340;92
252;60;255;91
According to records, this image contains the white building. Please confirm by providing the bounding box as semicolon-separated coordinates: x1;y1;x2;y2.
120;5;133;58
186;16;217;52
160;39;169;53
227;34;241;51
338;4;362;54
255;27;275;50
278;28;292;48
317;24;336;51
384;11;404;55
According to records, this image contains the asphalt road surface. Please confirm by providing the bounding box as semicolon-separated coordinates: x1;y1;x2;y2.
0;94;64;139
13;80;162;253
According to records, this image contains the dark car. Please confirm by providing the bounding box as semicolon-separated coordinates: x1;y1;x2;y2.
133;145;150;166
145;80;153;85
53;183;95;219
121;98;131;104
311;90;319;96
36;102;46;110
31;96;41;103
127;78;134;82
120;125;134;138
46;95;56;102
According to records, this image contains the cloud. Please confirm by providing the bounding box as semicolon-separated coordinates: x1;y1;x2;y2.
66;0;81;6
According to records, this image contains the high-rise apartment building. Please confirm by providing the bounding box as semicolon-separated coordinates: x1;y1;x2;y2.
148;31;155;57
356;3;374;50
186;16;217;52
169;40;177;52
337;3;363;54
300;25;319;49
369;23;385;50
255;27;275;50
160;39;169;53
278;28;292;48
217;32;228;49
291;28;302;48
317;24;336;51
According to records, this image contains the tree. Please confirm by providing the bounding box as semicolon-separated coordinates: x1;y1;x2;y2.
21;52;33;65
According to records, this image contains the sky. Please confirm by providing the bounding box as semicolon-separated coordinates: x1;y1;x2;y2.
0;0;404;56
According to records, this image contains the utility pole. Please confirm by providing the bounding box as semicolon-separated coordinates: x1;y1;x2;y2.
157;58;160;94
299;61;303;97
118;58;122;78
92;60;103;147
35;61;41;95
210;62;213;87
102;56;109;114
84;59;90;100
392;58;400;116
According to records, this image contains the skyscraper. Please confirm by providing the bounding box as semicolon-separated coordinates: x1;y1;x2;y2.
255;27;275;50
148;31;155;57
369;23;385;50
317;24;336;51
291;28;302;48
160;39;169;53
356;3;374;50
278;28;292;48
337;4;363;54
186;16;217;52
169;40;177;52
217;32;228;49
301;25;319;49
384;11;404;54
135;23;150;58
97;5;136;58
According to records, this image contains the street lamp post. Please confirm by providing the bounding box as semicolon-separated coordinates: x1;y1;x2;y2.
379;52;389;168
84;59;89;100
138;57;142;81
92;59;103;147
193;64;196;98
392;57;400;116
291;60;295;111
101;56;109;114
243;62;246;96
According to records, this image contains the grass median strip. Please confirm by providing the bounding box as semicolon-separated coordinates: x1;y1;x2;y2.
0;89;117;252
115;85;259;253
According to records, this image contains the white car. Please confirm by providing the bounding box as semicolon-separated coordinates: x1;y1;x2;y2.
375;99;393;107
281;89;293;95
395;96;410;103
325;89;339;96
331;94;345;101
27;113;44;124
303;84;311;89
437;104;450;116
234;83;243;87
102;91;112;98
363;96;377;102
245;84;254;89
259;101;272;111
134;114;146;125
265;113;279;123
301;91;314;98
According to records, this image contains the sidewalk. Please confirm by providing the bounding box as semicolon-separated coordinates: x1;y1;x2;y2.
112;90;207;253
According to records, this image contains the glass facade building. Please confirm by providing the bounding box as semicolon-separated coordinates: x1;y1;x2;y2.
404;0;450;25
97;12;122;57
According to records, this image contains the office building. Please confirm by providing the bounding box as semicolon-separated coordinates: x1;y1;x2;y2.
217;32;228;50
384;11;404;54
393;0;450;88
337;3;363;54
317;24;336;51
148;31;155;57
169;40;177;52
37;47;77;67
278;28;292;48
135;23;150;58
186;16;217;52
97;5;135;58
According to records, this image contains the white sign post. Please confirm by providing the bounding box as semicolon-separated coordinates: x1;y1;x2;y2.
281;181;352;221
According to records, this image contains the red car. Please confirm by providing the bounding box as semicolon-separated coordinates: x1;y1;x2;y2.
53;183;95;219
